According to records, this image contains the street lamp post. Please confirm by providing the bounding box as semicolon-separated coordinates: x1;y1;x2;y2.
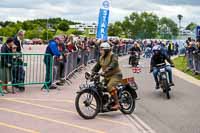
46;18;48;42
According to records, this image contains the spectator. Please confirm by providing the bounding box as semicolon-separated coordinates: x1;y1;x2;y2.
94;39;101;61
0;38;14;94
42;36;62;90
196;39;200;52
175;42;179;55
66;36;77;52
82;38;90;66
13;30;26;91
14;30;25;53
53;40;68;87
167;41;174;58
11;44;25;93
186;39;196;70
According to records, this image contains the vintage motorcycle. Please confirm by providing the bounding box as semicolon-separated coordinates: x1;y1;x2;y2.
129;51;140;67
75;72;138;119
156;63;174;99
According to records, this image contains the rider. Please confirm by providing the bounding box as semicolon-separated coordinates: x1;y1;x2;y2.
129;42;141;65
150;45;175;89
92;42;122;110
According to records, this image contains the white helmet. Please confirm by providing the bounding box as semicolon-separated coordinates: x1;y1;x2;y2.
152;45;161;51
100;42;111;49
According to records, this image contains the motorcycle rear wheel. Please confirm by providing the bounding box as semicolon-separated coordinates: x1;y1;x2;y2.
120;89;136;114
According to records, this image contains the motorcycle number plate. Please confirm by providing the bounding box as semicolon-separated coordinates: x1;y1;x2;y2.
160;68;165;72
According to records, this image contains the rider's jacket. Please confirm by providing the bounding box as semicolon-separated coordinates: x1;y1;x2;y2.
92;52;121;77
150;53;173;69
129;46;141;55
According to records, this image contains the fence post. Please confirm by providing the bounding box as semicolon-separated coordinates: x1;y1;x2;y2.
0;81;3;96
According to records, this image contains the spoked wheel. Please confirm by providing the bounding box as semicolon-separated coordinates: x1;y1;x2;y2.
162;79;170;99
120;89;135;114
75;90;100;119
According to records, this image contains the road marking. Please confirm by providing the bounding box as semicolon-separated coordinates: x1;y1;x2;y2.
3;98;131;127
0;98;74;103
126;114;156;133
0;108;105;133
0;122;39;133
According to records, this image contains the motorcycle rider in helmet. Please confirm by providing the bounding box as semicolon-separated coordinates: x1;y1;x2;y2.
150;45;175;89
92;42;122;110
129;42;141;65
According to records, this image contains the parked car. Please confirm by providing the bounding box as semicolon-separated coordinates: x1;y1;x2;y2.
32;38;43;45
24;39;33;45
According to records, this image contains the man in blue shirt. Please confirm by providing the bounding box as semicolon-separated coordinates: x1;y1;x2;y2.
43;37;63;89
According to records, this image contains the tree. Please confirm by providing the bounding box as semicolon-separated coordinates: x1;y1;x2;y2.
108;21;123;36
140;12;159;39
0;18;76;39
159;17;178;39
42;30;54;41
66;29;83;36
186;22;197;31
58;21;70;31
119;12;159;39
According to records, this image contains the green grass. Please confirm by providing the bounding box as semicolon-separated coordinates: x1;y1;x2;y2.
173;56;200;80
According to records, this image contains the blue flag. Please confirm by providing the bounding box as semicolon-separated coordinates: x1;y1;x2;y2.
196;26;200;39
96;0;111;41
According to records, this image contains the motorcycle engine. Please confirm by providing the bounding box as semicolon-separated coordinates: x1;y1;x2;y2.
102;93;109;105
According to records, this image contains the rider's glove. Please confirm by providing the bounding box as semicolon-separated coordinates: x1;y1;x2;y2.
7;63;12;67
150;69;153;73
100;72;106;77
91;71;96;77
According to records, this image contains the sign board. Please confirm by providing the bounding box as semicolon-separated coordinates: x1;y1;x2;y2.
196;26;200;39
96;0;111;41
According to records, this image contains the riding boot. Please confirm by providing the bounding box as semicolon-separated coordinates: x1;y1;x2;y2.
155;80;159;90
111;89;121;110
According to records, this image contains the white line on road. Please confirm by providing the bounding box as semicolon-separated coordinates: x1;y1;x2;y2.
126;114;156;133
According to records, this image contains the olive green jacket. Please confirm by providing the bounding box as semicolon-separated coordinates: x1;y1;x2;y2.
92;52;121;77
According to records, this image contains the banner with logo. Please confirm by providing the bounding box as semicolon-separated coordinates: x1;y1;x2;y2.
96;0;111;41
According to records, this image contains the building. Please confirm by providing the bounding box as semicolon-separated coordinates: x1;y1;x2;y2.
69;23;97;35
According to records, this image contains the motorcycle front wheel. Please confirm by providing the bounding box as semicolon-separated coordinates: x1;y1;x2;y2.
75;90;100;119
162;79;170;99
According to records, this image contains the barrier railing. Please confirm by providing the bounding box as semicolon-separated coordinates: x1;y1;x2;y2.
0;45;130;96
64;48;97;79
0;53;53;96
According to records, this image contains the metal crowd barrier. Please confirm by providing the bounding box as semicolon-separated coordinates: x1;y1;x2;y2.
0;53;53;96
186;52;200;74
112;44;129;56
59;48;97;80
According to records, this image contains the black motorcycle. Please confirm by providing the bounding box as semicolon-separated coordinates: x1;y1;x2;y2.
75;72;138;119
129;51;140;67
156;63;173;99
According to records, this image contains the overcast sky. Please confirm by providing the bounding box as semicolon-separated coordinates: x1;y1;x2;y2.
0;0;199;27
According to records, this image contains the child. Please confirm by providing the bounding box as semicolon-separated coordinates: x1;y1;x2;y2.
11;44;25;93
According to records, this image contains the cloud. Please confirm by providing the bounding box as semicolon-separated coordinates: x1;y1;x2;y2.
149;0;200;6
0;0;199;27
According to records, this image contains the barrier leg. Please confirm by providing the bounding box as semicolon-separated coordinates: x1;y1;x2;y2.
0;83;4;96
44;83;49;92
